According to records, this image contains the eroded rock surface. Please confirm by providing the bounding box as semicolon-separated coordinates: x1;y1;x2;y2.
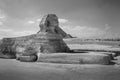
37;14;72;38
0;14;70;61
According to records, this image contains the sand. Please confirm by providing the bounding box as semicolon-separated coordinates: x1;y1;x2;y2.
0;58;120;80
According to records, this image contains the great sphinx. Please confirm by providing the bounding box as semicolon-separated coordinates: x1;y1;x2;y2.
0;14;71;62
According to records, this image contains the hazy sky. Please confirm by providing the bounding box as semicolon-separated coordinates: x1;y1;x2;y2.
0;0;120;38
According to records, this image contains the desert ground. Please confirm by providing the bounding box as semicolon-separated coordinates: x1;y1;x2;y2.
0;38;120;80
0;58;120;80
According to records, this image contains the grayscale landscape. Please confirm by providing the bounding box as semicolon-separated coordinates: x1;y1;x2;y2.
0;0;120;80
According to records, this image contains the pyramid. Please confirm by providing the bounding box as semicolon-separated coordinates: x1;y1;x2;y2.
0;14;70;61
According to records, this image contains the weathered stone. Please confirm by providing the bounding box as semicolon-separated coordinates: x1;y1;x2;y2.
0;14;70;61
37;14;72;38
19;55;38;62
37;53;111;65
38;14;59;33
0;38;16;58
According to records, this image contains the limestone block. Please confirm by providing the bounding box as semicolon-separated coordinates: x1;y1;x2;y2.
37;53;111;65
19;55;38;62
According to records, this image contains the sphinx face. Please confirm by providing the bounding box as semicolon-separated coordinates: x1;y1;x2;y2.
39;14;59;33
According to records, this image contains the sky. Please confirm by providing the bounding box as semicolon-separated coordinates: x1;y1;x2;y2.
0;0;120;39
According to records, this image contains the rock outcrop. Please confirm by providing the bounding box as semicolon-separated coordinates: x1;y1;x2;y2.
0;14;70;61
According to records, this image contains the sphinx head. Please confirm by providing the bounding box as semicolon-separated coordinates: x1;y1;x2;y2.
39;14;59;33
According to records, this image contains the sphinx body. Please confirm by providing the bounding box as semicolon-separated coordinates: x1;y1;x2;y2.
0;14;70;62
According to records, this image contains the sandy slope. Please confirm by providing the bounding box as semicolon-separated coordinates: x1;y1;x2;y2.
0;59;120;80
